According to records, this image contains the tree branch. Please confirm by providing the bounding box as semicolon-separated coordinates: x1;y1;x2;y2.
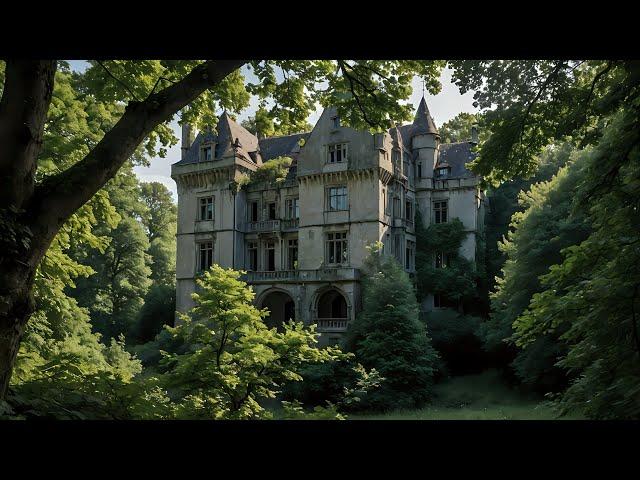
28;60;247;261
95;61;141;102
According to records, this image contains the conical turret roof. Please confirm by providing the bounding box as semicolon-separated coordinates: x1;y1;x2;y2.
413;97;438;135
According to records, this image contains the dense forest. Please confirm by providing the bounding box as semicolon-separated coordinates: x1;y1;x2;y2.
0;60;638;419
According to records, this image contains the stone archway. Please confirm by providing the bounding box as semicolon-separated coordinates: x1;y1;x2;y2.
315;288;349;332
259;289;295;331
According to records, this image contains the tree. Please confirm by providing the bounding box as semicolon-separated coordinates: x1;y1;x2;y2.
0;59;445;398
344;243;440;411
513;112;640;418
439;112;488;144
484;150;591;393
159;265;342;419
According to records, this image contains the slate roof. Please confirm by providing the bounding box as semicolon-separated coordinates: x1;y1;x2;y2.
437;142;477;178
259;133;310;161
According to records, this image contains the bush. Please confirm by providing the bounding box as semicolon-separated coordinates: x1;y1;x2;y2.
131;284;176;344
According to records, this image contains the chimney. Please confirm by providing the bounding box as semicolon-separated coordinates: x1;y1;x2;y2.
181;123;194;160
470;124;479;145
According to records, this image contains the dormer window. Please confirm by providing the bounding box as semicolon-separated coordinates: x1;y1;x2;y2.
435;166;450;178
201;143;213;161
331;116;340;129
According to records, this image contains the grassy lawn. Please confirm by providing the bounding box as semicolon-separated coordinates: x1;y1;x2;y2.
350;370;583;420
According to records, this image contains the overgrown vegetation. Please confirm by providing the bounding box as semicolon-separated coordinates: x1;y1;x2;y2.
238;156;292;190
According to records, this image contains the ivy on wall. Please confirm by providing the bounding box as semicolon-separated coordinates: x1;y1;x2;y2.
414;210;483;313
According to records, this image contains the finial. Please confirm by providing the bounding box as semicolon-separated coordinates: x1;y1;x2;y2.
421;79;425;98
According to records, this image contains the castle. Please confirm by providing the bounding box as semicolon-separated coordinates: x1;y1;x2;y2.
171;98;485;344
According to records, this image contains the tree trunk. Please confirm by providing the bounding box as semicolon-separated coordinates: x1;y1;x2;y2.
0;59;247;401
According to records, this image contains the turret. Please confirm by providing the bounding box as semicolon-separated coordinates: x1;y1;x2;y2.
411;97;439;179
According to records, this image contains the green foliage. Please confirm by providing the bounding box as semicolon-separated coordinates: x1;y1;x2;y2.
439;112;489;144
449;60;640;185
280;400;345;420
514;111;640;418
239;156;293;189
344;243;439;411
131;284;176;344
281;355;383;413
484;151;591;393
415;214;480;311
159;265;343;419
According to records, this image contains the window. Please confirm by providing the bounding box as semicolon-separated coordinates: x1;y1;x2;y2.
199;196;214;221
386;191;392;215
327;186;348;211
435;167;450;178
201;144;213;161
288;239;298;269
392;150;401;164
406;240;415;270
285;198;299;219
405;200;413;222
198;242;213;272
417;162;422;178
249;201;259;222
328;143;347;163
268;202;277;220
434;200;448;224
247;242;258;271
435;252;449;269
331;116;340;129
393;196;401;218
326;232;348;265
265;241;275;271
394;235;402;263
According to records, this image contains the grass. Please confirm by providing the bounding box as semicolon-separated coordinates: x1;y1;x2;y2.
350;370;584;420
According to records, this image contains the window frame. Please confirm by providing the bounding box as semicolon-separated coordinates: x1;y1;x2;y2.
326;185;348;212
434;200;448;224
327;143;348;164
197;241;214;273
325;231;348;265
198;196;214;221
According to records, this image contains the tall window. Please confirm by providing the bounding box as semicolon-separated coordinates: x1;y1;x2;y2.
326;232;348;265
265;241;275;271
249;201;259;222
394;235;402;263
201;144;213;161
435;252;449;269
327;186;348;211
247;242;258;271
288;239;298;269
285;198;299;219
199;196;214;221
268;202;277;220
434;200;448;224
406;240;415;270
198;242;213;272
417;162;422;178
393;196;401;218
328;143;347;163
405;200;413;222
386;191;392;215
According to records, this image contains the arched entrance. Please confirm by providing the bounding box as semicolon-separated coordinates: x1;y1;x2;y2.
316;289;349;331
260;290;295;331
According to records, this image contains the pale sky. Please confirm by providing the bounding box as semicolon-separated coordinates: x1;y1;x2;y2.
67;61;478;201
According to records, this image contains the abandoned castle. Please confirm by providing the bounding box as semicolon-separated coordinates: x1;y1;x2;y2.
171;98;485;343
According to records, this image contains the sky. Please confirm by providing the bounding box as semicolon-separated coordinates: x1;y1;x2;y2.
67;61;478;201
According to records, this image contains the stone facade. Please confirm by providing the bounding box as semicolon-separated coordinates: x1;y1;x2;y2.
171;99;485;344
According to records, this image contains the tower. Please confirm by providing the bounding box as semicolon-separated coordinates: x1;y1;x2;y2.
411;97;440;179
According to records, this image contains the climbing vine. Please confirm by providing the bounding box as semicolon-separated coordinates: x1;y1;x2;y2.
414;210;482;312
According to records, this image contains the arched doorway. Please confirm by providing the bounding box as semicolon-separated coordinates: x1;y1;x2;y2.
260;290;295;331
316;289;348;331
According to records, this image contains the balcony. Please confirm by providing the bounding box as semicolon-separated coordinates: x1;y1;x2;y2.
281;218;299;231
245;219;280;232
316;318;349;332
243;267;359;284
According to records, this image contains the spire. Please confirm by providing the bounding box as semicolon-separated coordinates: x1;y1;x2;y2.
413;97;438;136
